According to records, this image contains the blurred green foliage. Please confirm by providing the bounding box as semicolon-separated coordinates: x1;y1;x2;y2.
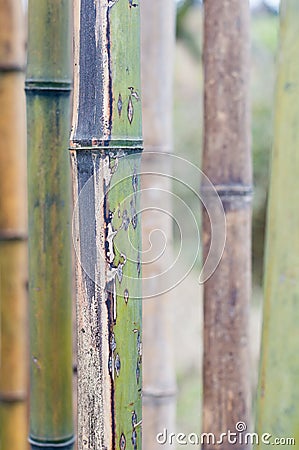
251;12;279;285
176;0;201;60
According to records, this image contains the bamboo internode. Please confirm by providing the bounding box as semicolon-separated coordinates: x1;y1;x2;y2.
26;1;74;449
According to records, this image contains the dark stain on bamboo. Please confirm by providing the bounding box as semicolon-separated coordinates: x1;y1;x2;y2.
122;209;130;230
131;411;138;450
77;1;104;139
118;93;123;116
76;152;97;308
124;288;129;304
120;433;126;450
127;95;134;124
134;329;142;385
106;5;113;136
129;0;138;8
137;249;141;277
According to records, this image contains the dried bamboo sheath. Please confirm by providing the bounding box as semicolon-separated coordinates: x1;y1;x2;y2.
202;2;252;449
71;1;143;449
0;1;28;449
26;1;74;449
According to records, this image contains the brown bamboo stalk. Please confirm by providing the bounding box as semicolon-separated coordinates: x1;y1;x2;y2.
0;1;28;449
202;1;252;449
140;1;177;448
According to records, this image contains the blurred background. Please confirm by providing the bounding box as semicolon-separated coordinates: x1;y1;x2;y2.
0;0;281;448
172;0;279;441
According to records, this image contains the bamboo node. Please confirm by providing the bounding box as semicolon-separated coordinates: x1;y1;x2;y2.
28;435;76;449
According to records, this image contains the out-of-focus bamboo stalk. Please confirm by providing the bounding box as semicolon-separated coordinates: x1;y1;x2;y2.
140;1;177;448
202;1;252;448
70;0;143;448
26;1;74;449
256;2;299;447
0;1;28;449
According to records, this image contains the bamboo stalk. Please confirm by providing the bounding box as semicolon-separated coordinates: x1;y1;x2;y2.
26;1;74;449
255;2;299;446
140;1;177;448
0;1;28;449
70;0;143;448
202;1;252;448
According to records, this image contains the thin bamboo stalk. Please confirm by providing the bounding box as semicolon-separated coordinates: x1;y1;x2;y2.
255;2;299;446
70;0;143;448
26;1;74;449
202;1;252;448
0;1;28;449
140;1;177;448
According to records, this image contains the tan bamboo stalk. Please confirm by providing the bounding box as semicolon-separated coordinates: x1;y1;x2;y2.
0;1;28;449
140;1;177;448
70;0;143;448
26;1;74;448
202;1;252;448
255;2;299;446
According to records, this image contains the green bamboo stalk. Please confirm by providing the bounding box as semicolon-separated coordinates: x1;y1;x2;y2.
70;0;143;448
202;1;252;448
140;1;177;449
0;1;28;449
26;1;74;449
255;2;299;447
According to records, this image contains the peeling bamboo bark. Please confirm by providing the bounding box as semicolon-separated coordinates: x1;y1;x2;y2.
70;1;143;448
255;2;299;447
140;1;176;448
26;1;74;449
202;1;252;449
0;1;28;449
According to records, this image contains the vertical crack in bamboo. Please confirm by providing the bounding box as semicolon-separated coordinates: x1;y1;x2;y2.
71;0;143;448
